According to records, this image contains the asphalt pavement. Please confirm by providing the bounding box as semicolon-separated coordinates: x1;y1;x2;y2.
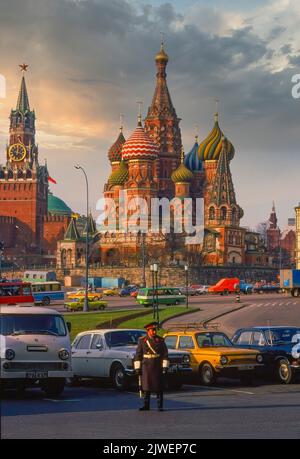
1;381;300;439
2;292;300;440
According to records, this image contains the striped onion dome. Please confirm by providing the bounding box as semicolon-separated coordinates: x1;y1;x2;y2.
171;149;194;183
198;114;235;161
108;130;126;163
108;160;128;186
122;120;159;161
184;138;203;172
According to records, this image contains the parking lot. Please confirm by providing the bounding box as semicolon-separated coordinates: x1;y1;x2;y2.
1;293;300;439
1;380;300;439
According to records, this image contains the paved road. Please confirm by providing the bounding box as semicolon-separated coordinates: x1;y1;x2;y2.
1;381;300;439
209;297;300;336
164;293;300;336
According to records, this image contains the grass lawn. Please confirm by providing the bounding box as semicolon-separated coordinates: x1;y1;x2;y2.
120;306;198;330
64;306;199;340
64;310;144;340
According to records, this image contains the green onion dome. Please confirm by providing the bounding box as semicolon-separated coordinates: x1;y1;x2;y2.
108;160;128;186
171;148;194;183
198;113;235;161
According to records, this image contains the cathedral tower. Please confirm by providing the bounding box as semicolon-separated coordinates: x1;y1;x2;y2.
144;41;182;199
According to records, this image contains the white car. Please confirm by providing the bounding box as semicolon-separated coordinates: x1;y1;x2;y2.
0;306;73;396
71;329;192;390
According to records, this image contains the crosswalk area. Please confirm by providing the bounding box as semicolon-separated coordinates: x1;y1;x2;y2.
248;301;299;308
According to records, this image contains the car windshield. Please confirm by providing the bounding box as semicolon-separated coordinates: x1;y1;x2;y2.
196;332;232;347
0;314;67;336
265;328;300;345
105;330;145;347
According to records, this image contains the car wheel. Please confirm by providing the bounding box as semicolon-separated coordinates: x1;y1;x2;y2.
111;364;129;391
276;359;294;384
93;296;100;301
199;363;216;386
223;290;229;296
42;296;50;306
41;378;65;397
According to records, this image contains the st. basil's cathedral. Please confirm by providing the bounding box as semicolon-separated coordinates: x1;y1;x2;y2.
57;42;271;270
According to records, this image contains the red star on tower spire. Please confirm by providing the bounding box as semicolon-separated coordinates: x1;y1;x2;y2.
19;63;29;72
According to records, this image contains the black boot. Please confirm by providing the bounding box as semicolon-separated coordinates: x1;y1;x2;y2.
139;392;150;411
157;392;164;411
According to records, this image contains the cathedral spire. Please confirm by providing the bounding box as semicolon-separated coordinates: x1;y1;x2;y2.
17;65;30;113
208;137;243;225
147;41;175;119
269;201;278;229
210;137;236;206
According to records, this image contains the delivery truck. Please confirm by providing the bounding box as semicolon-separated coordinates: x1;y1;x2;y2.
280;269;300;297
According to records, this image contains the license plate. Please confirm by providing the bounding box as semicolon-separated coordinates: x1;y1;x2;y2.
26;371;48;379
239;366;254;371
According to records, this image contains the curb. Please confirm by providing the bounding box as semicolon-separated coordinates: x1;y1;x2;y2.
160;307;201;328
202;303;251;328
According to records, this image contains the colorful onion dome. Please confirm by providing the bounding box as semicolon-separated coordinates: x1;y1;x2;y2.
198;114;235;161
184;137;203;172
108;160;128;186
171;148;194;183
108;130;126;163
122;118;159;161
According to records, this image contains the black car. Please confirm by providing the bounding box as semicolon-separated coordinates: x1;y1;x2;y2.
232;326;300;384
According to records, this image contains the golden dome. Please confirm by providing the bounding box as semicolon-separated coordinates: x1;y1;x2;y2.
171;148;194;183
155;43;169;63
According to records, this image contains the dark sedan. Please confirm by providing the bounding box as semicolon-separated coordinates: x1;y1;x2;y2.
232;326;300;384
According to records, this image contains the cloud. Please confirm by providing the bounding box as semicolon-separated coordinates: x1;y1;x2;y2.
0;0;299;229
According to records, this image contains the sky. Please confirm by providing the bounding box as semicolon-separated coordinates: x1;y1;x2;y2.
0;0;299;230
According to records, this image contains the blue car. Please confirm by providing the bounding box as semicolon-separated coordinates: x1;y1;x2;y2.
119;286;138;297
232;326;300;384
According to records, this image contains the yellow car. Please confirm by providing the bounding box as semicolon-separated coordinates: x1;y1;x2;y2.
163;328;264;386
66;290;102;302
102;289;118;296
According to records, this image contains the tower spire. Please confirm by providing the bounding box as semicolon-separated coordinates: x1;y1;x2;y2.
207;136;243;225
137;101;143;126
214;98;219;122
17;64;30;113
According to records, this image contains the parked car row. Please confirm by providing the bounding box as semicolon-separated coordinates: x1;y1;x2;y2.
2;306;299;399
70;324;300;390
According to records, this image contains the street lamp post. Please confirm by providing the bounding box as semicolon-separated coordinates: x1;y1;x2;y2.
184;264;189;308
140;232;146;287
150;264;155;319
153;263;159;323
75;164;89;313
0;241;4;279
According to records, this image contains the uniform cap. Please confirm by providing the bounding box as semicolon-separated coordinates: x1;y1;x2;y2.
144;321;159;330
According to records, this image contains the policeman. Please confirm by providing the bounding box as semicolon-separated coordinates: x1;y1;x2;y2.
134;321;169;411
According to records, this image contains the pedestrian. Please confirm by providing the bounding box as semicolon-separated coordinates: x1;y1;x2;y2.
134;321;169;411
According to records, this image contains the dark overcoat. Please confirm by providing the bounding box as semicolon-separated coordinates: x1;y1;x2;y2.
134;335;169;392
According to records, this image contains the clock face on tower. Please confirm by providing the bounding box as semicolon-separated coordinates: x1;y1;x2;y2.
8;143;27;162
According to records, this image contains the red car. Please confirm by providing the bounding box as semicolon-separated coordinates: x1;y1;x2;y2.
208;278;240;295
